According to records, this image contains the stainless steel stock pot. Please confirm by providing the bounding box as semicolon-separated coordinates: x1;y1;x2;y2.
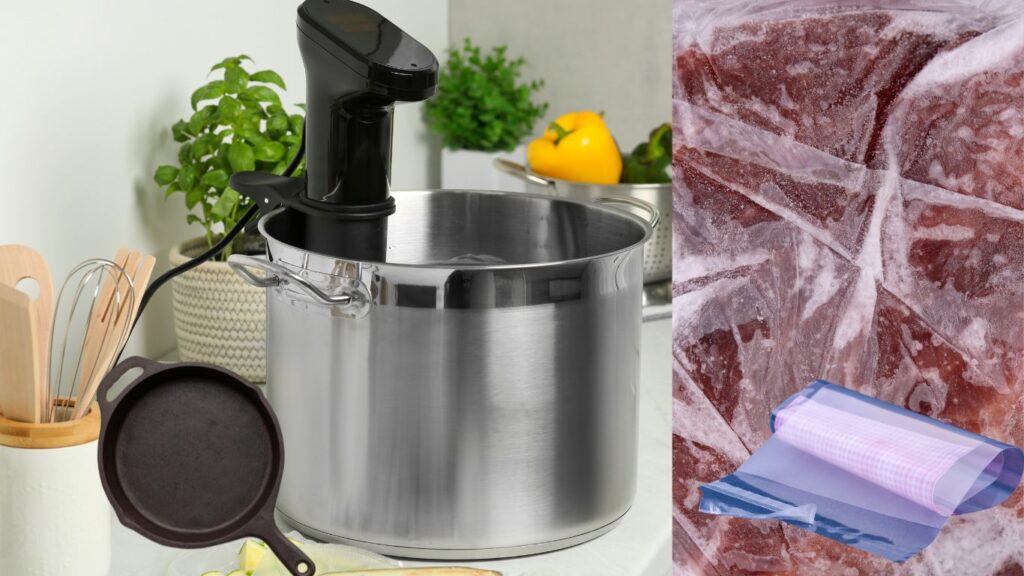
229;189;657;559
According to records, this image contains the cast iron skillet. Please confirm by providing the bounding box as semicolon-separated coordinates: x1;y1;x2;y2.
97;356;315;576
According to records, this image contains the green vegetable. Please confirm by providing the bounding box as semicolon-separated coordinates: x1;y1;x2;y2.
424;38;547;152
152;55;305;259
620;122;672;184
238;539;268;574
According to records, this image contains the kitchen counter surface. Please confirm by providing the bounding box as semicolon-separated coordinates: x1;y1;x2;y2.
109;317;672;576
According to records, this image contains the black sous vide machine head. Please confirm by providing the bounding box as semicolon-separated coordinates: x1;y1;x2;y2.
297;0;437;207
230;0;437;260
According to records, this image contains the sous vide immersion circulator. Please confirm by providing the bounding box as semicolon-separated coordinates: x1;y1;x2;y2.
228;0;653;560
232;0;437;261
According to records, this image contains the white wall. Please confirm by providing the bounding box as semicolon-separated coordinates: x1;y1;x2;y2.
449;0;672;151
0;0;448;357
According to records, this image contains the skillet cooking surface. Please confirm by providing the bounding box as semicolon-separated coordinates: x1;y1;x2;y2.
103;366;278;542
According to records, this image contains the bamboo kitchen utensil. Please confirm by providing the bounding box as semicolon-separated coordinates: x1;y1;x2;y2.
0;245;54;419
48;258;135;423
0;284;42;423
70;250;154;420
74;249;132;385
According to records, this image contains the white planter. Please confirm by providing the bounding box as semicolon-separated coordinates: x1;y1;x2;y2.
441;144;527;192
169;235;267;382
0;407;110;575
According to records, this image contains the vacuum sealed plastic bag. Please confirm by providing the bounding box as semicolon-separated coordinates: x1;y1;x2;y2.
673;0;1024;572
699;381;1024;562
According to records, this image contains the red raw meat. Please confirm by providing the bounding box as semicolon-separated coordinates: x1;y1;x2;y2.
674;3;1024;574
675;11;978;166
868;286;1022;446
672;365;795;574
889;31;1024;209
674;160;862;449
880;184;1024;396
677;142;877;255
672;433;793;573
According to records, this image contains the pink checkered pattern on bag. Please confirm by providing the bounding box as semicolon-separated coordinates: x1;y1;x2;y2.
773;398;974;515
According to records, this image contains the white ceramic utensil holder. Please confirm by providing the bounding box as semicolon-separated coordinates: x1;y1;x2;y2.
0;404;110;575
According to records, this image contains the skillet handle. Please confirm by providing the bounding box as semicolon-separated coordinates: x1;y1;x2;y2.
97;356;158;412
259;526;316;576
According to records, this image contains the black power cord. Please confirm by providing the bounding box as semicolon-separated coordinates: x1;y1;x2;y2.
133;127;306;324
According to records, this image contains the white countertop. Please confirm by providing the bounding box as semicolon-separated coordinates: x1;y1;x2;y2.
109;318;671;576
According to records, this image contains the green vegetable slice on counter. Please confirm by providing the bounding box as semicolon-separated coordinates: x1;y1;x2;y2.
196;538;499;576
621;122;672;184
239;540;269;573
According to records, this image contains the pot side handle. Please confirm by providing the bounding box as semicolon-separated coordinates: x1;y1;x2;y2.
493;158;556;188
227;254;355;307
595;195;661;230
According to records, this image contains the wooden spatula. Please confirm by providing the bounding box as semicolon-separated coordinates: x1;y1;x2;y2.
0;245;53;419
0;284;42;423
71;250;155;420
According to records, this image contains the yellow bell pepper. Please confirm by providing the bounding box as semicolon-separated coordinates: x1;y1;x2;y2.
527;111;623;184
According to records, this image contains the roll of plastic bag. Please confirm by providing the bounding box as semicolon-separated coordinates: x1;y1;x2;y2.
699;381;1023;562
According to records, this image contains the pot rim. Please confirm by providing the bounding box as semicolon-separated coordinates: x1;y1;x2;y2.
259;188;654;273
522;164;672;192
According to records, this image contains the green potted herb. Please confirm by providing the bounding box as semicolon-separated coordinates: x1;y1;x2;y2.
425;39;547;191
152;55;304;382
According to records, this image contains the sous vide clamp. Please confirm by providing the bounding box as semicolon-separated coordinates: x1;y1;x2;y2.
230;0;437;261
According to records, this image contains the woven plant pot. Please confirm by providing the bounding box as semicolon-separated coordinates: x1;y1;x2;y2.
168;235;267;382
